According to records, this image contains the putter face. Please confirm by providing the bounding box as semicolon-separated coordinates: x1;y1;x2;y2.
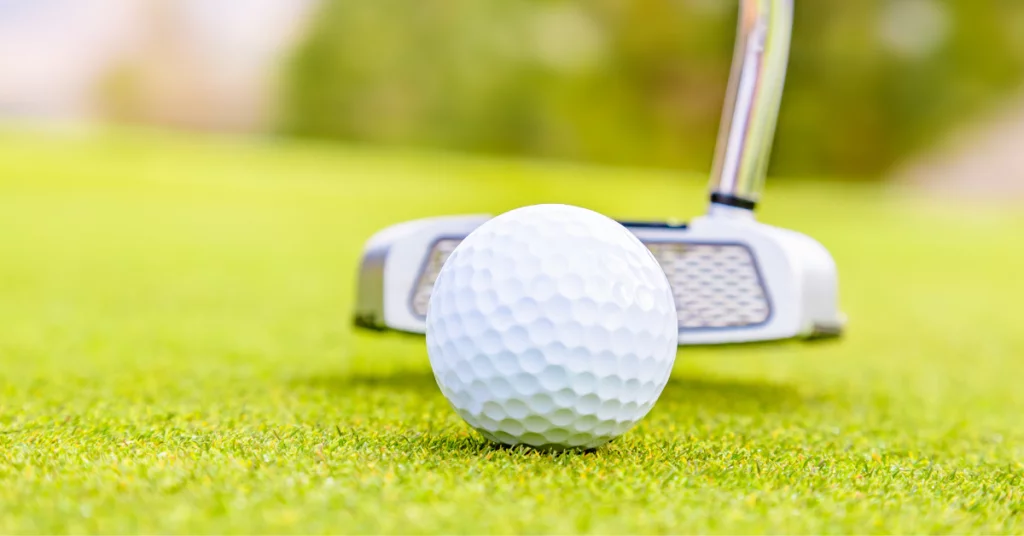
353;212;844;345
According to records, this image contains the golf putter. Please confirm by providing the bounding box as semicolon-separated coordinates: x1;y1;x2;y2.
353;0;845;345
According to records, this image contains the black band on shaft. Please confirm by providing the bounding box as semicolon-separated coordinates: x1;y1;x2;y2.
710;193;757;211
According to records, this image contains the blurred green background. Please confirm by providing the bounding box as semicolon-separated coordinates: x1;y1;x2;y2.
281;0;1024;177
4;0;1021;181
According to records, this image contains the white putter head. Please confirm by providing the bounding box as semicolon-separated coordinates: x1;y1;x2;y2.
353;0;845;345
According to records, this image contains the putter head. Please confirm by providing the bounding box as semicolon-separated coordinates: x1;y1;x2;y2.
353;208;845;345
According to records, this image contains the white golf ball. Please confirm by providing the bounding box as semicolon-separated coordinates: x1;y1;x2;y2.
425;204;678;450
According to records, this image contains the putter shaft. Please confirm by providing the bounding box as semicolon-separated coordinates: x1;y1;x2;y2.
709;0;793;211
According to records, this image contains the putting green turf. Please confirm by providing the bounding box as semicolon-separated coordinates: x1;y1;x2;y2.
1;129;1023;534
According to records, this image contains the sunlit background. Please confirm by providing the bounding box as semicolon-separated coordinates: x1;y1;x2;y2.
2;0;1023;190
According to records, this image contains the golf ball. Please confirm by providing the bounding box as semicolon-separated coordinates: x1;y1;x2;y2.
425;204;678;450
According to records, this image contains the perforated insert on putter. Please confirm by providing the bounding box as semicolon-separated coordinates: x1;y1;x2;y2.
411;239;461;318
645;243;770;329
411;239;770;329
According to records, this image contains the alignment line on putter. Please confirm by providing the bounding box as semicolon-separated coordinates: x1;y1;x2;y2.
352;0;845;346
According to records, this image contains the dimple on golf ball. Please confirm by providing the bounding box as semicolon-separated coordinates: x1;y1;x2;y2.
425;204;679;450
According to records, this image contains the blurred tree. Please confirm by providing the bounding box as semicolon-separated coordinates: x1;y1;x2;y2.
281;0;1024;178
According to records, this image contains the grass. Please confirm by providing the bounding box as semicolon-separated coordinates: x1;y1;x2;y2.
0;127;1023;534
